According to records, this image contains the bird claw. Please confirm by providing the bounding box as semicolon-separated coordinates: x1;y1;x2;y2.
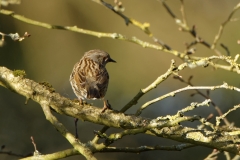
79;99;87;106
101;100;112;113
79;99;83;105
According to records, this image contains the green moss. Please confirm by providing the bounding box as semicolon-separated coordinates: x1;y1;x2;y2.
13;70;26;77
73;99;80;103
39;81;55;93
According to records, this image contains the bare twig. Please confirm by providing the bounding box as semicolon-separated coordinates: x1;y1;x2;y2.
161;0;222;55
124;60;185;112
101;143;195;152
153;37;172;50
0;151;27;158
91;0;152;36
204;149;219;160
220;43;230;56
180;0;188;26
30;136;41;156
216;104;240;129
211;3;240;49
232;155;240;160
224;151;231;160
137;83;240;115
174;76;231;126
176;99;211;116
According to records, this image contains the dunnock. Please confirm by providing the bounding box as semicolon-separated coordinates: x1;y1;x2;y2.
70;49;116;109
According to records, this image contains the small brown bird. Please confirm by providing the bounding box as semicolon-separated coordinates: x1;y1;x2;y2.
70;49;116;111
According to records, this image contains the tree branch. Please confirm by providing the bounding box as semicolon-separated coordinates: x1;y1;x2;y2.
20;148;78;160
40;103;96;160
1;65;240;156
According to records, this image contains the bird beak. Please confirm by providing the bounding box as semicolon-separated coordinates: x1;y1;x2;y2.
108;57;116;63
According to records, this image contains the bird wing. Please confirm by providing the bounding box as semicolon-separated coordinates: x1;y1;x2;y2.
85;68;109;99
96;69;109;97
84;77;101;99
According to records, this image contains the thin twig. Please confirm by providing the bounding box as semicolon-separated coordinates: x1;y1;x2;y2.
136;83;240;115
216;104;240;129
92;0;152;36
174;76;230;126
30;136;41;156
161;0;222;55
232;155;240;160
101;143;195;152
180;0;188;26
211;3;240;49
224;151;231;160
220;43;230;56
0;151;28;158
204;149;219;160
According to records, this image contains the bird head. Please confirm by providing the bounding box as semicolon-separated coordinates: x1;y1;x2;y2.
84;50;116;66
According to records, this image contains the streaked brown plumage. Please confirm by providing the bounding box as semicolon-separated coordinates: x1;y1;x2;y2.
70;49;116;111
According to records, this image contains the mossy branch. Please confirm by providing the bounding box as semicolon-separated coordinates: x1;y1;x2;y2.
1;65;240;157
